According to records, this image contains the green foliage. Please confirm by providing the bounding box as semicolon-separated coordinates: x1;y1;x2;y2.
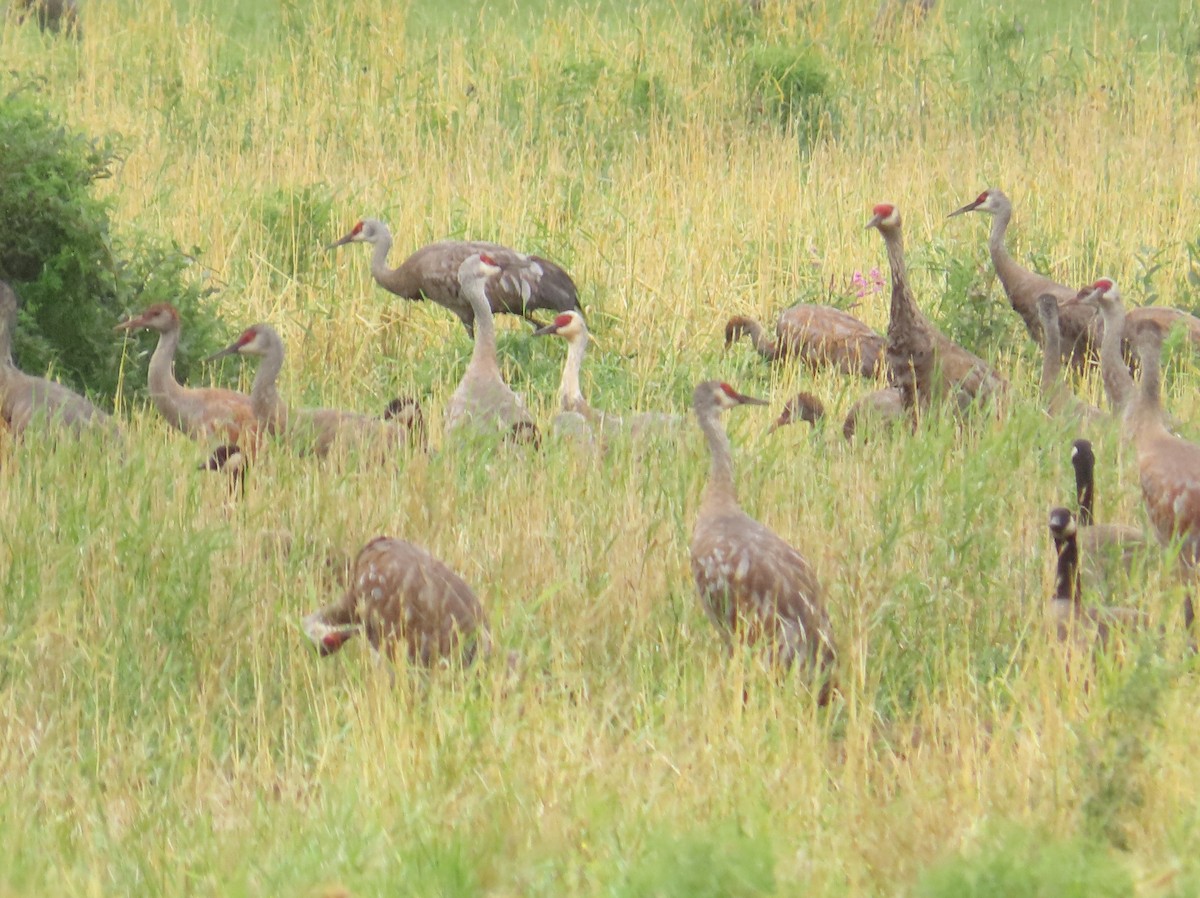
913;822;1134;898
615;822;775;898
921;239;1024;359
249;183;338;290
742;44;832;141
0;79;219;402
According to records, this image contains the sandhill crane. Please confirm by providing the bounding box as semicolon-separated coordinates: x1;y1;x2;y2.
302;536;491;666
444;254;538;443
0;280;115;437
724;306;886;379
867;204;1006;413
948;188;1099;366
1063;278;1136;413
200;443;353;582
206;323;416;459
1048;507;1143;650
328;218;581;336
1070;438;1146;584
115;303;257;445
533;310;680;441
768;391;826;433
1037;295;1102;422
841;387;907;442
689;380;837;703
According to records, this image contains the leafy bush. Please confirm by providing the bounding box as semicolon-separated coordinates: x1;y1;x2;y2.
0;79;219;402
743;44;832;141
913;822;1134;898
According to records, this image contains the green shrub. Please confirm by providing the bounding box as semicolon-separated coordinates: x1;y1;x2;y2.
0;78;219;403
743;44;832;141
913;822;1134;898
615;822;775;898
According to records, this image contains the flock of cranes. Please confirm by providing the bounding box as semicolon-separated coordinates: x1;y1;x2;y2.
5;188;1200;698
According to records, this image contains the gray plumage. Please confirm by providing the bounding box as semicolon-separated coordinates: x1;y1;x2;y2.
328;218;581;336
689;380;836;702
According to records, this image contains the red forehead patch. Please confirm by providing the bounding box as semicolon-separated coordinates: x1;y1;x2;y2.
719;383;740;398
351;221;364;235
236;327;258;346
478;253;497;267
554;313;573;328
872;203;894;217
1093;278;1114;291
976;190;989;203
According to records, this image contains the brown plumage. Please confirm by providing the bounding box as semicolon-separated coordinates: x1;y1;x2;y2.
328;218;580;336
1070;438;1146;584
0;280;115;437
115;303;258;445
724;306;886;379
1127;321;1200;569
384;396;428;452
867;204;1006;413
1037;295;1102;422
690;380;837;702
445;254;538;443
206;323;416;459
1063;278;1135;413
952;191;1200;368
302;536;491;666
1048;506;1143;650
768;391;826;433
841;386;907;442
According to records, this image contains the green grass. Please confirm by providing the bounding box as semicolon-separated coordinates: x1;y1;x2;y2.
4;0;1200;894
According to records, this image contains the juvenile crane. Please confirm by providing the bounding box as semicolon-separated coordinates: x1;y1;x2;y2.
0;281;115;437
206;323;417;458
767;391;826;433
115;303;257;445
445;253;538;442
841;387;907;442
689;380;837;703
302;536;491;667
724;305;886;379
867;204;1006;413
328;218;581;335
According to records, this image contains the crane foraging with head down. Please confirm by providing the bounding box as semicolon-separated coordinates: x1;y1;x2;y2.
689;380;837;703
302;536;492;667
328;218;581;336
115;303;257;445
724;305;886;379
0;281;115;438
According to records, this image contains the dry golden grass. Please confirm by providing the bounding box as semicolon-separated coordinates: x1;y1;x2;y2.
3;0;1200;894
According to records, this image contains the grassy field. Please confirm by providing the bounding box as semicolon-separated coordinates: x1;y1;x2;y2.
4;0;1200;894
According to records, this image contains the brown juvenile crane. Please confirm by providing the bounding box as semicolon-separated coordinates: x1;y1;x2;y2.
724;305;886;379
689;380;837;703
767;391;826;433
0;281;115;437
302;536;492;667
115;303;258;446
867;203;1006;413
206;323;418;459
328;218;581;336
445;253;538;442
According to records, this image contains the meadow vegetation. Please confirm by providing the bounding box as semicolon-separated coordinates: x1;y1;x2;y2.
3;0;1200;894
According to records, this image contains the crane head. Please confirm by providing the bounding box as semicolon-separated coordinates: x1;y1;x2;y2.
947;188;1003;218
114;303;180;334
768;391;826;433
865;203;900;231
205;324;272;361
693;380;768;414
458;252;503;286
533;311;585;339
327;218;387;249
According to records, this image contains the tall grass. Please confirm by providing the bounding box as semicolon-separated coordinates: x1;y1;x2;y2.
3;0;1200;894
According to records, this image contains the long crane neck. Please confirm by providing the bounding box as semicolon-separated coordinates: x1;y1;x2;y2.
463;279;501;379
250;336;288;429
147;322;187;413
1039;306;1063;399
558;331;589;414
1126;335;1167;443
986;205;1024;290
698;405;738;513
1097;300;1134;411
369;230;397;285
882;226;922;331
